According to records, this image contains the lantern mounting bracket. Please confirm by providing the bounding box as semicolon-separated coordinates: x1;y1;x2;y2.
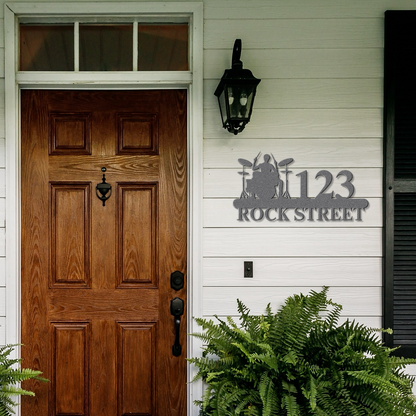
214;39;261;135
231;39;243;69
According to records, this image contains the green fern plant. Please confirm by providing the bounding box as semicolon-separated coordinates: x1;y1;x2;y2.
0;344;47;416
189;287;416;415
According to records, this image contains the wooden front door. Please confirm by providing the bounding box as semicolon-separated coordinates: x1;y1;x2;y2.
21;90;187;416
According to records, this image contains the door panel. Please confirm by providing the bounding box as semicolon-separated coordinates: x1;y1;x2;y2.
50;182;91;287
117;322;156;415
51;322;90;415
117;183;157;287
21;90;187;416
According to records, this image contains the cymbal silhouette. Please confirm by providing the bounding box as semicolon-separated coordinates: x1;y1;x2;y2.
278;158;294;167
238;171;249;176
238;158;253;167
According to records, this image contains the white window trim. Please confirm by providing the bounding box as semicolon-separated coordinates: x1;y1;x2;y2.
4;3;204;415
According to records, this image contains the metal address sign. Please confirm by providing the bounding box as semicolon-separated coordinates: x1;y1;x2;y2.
233;153;369;222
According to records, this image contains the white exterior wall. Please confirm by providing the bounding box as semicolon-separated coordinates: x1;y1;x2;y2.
1;0;416;401
203;6;385;322
203;1;382;320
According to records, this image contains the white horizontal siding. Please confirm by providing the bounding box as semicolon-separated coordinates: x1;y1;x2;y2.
204;109;382;139
0;256;3;345
408;365;416;375
0;228;4;257
204;19;383;49
0;257;4;286
204;139;382;168
0;256;4;346
203;286;382;317
205;79;383;109
205;48;383;80
203;257;382;287
204;228;382;257
0;317;5;346
0;47;3;79
0;169;4;198
0;198;5;226
0;287;5;316
0;80;4;137
0;139;5;168
203;0;416;19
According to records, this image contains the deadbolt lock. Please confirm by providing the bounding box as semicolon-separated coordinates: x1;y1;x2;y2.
170;271;184;291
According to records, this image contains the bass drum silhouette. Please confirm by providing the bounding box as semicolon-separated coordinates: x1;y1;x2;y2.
246;170;280;200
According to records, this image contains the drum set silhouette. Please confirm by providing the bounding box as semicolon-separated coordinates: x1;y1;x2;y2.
238;153;294;200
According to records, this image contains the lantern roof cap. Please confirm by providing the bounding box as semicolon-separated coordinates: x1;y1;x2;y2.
214;39;260;97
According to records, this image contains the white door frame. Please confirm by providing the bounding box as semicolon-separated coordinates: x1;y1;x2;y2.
4;3;204;415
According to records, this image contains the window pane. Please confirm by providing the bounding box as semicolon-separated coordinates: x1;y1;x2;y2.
20;25;74;71
138;25;188;71
79;25;133;71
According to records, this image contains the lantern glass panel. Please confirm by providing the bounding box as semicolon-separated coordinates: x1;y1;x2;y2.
228;86;255;121
218;89;228;126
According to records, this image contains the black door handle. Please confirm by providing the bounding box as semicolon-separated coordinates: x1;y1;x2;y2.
170;297;184;356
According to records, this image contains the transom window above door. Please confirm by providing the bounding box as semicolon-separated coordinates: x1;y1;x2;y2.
20;22;189;71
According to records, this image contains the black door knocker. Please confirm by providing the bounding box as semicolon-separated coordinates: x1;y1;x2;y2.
96;167;112;206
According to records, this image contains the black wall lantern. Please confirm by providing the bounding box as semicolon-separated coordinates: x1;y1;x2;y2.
214;39;261;135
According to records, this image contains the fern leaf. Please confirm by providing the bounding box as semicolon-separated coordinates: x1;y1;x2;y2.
259;373;278;416
301;374;317;410
282;392;300;416
283;350;298;365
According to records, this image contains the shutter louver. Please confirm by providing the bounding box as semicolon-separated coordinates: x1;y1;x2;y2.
394;193;416;345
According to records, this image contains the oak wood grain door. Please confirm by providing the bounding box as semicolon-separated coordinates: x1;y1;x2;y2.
21;90;187;416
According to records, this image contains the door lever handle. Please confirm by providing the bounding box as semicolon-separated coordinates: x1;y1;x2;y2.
170;297;184;357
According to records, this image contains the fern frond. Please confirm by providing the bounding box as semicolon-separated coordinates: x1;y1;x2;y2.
282;392;300;416
259;372;279;416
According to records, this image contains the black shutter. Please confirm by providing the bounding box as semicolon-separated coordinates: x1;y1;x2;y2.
384;11;416;357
